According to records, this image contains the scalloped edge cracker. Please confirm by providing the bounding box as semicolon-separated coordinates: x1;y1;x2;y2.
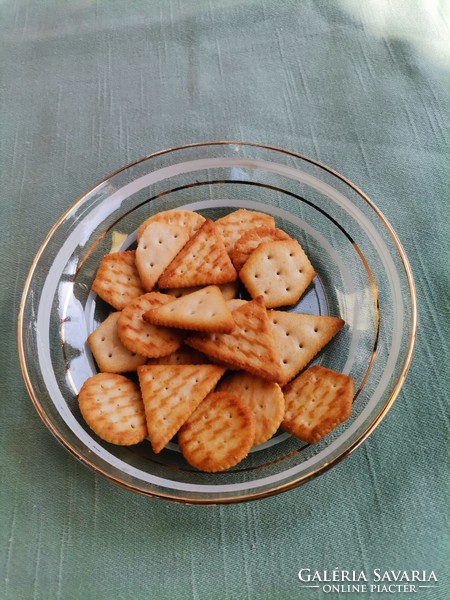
215;209;275;253
78;373;147;446
178;391;255;472
231;226;291;271
117;292;184;358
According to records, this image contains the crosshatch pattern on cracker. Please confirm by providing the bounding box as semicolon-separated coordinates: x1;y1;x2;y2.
178;391;256;472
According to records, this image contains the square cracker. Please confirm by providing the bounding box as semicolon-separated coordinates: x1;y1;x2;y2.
88;312;146;373
137;364;225;454
91;250;145;310
158;219;237;288
143;285;235;333
268;311;345;385
282;365;354;444
239;239;316;308
136;222;190;291
185;296;282;382
214;209;275;253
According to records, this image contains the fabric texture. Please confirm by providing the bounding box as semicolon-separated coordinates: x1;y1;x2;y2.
1;1;449;598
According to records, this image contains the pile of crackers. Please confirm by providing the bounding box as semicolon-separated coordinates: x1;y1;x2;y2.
78;209;354;472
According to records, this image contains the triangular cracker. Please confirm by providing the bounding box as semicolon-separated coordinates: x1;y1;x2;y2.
215;209;275;253
185;297;282;382
137;364;225;454
91;250;145;310
282;366;354;444
143;285;235;333
135;222;190;291
136;209;205;241
268;311;345;385
158;219;237;288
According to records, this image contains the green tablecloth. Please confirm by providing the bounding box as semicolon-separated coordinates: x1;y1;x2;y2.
1;1;449;598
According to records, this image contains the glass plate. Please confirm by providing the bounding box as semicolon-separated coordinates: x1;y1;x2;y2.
18;142;417;504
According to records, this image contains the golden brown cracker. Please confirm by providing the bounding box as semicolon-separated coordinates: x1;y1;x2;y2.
214;209;275;253
78;373;147;445
218;372;285;446
178;391;255;472
282;366;354;444
158;219;237;288
161;281;239;300
268;311;345;385
136;209;205;241
145;346;209;365
239;239;316;308
185;296;282;382
91;250;145;310
87;312;146;373
143;285;235;333
135;222;190;291
117;292;184;358
137;364;225;454
231;226;291;271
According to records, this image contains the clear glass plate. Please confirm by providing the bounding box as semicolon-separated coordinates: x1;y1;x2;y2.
18;142;417;504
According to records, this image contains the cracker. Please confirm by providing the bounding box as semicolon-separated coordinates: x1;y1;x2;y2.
87;312;146;373
268;311;345;385
217;372;285;446
185;296;282;382
158;219;237;288
231;226;291;271
78;373;147;445
146;346;209;365
161;281;239;300
135;222;190;291
117;292;184;358
178;392;255;472
215;209;275;253
281;366;354;444
136;209;205;241
137;364;225;454
143;285;235;333
239;239;316;308
91;250;145;310
226;298;247;311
